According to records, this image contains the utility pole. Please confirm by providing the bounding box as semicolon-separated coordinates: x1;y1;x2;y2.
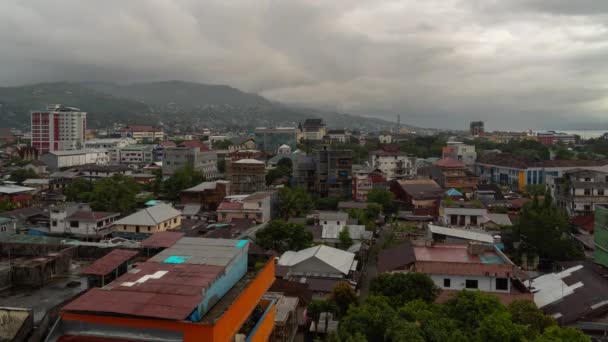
397;114;401;133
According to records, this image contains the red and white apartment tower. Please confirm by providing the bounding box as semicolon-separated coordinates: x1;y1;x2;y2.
31;104;87;154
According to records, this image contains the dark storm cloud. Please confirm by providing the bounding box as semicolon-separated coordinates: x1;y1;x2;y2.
1;0;607;130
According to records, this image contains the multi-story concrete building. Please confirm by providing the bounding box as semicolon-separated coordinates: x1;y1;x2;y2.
314;147;353;198
118;125;164;143
548;169;608;217
476;153;608;191
217;191;278;223
163;147;218;179
39;149;110;170
180;180;231;210
255;127;298;153
31;104;86;154
49;203;119;238
442;142;477;167
419;158;479;194
225;159;266;195
369;146;415;180
115;144;155;164
440;201;489;227
470;121;484;136
536;131;576;146
84;137;136;150
298;118;326;142
352;168;386;202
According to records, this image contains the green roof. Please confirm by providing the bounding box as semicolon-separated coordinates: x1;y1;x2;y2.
0;217;13;224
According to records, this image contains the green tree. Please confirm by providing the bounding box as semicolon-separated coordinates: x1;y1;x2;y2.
64;178;95;202
367;189;395;212
385;320;425;342
255;219;313;253
338;227;353;250
475;312;525;342
315;197;340;211
89;174;140;212
308;299;337;336
9;169;38;183
213;139;232;149
329;282;358;317
278;187;314;219
369;272;440;307
508;300;555;338
533;326;590;342
398;300;463;342
162;164;205;200
444;290;507;334
339;296;397;342
0;200;16;213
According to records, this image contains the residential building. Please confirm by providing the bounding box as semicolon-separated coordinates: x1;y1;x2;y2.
22;178;50;193
277;144;292;155
389;179;443;216
352;168;386;202
255;127;298;153
278;245;357;297
476;152;608;191
0;217;17;234
536;131;576;145
0;184;35;208
49;203;119;238
48;237;276;342
314;212;370;246
298;118;327;142
440;201;489;227
369;145;415;180
119;125;164;143
326;129;348;144
548;169;608;217
23;160;48;175
226;159;266;195
31;104;86;154
419;158;479;194
442;142;477;167
470;121;484;136
292;155;316;192
115;144;155;164
39;149;110;170
180;180;231;210
228;136;256;151
378;241;532;304
80;249;139;287
217;191;277;224
314;147;353;198
75;164;133;180
428;224;498;245
162;147;218;179
112;203;182;239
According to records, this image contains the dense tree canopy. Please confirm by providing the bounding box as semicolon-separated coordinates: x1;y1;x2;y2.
278;187;314;219
366;189;394;212
162;164;205;200
65;178;95;202
255;219;312;253
89;174;141;213
338;227;353;250
370;272;440;307
330;282;358;318
9;168;38;183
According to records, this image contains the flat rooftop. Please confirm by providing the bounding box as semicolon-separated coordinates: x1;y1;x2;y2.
413;244;506;265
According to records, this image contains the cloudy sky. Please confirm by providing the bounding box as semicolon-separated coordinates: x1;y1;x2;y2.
1;0;607;130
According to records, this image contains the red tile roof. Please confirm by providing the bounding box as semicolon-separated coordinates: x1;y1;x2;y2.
159;140;177;147
218;202;243;211
124;125;162;132
140;231;185;248
180;140;211;152
435;157;465;168
80;249;139;276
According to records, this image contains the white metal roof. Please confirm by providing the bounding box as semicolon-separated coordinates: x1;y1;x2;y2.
485;213;513;226
114;203;181;227
428;224;494;243
278;245;355;275
234;158;264;164
524;265;584;308
0;184;36;194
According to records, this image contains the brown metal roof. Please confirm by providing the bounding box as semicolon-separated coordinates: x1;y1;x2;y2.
80;249;139;276
378;241;416;273
140;231;185;248
65;261;225;320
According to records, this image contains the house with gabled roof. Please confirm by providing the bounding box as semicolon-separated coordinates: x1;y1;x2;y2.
112;203;182;239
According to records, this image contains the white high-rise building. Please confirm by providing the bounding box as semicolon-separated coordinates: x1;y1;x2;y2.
31;104;87;154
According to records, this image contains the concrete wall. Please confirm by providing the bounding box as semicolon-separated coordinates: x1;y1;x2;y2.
429;274;510;293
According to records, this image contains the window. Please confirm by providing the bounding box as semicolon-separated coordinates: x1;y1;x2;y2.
470;216;478;225
443;278;451;288
52;220;57;227
337;221;340;225
584;205;592;211
585;177;592;182
584;189;592;195
600;189;605;196
465;280;478;289
70;221;79;228
496;278;509;291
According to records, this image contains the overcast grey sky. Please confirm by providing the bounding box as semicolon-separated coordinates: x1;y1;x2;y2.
1;0;607;130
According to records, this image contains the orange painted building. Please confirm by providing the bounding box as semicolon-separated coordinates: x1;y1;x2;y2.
47;238;276;342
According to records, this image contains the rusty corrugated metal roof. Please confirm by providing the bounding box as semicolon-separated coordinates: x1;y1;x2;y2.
80;249;139;276
140;231;185;248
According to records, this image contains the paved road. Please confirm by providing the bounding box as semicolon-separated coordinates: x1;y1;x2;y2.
358;248;378;299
